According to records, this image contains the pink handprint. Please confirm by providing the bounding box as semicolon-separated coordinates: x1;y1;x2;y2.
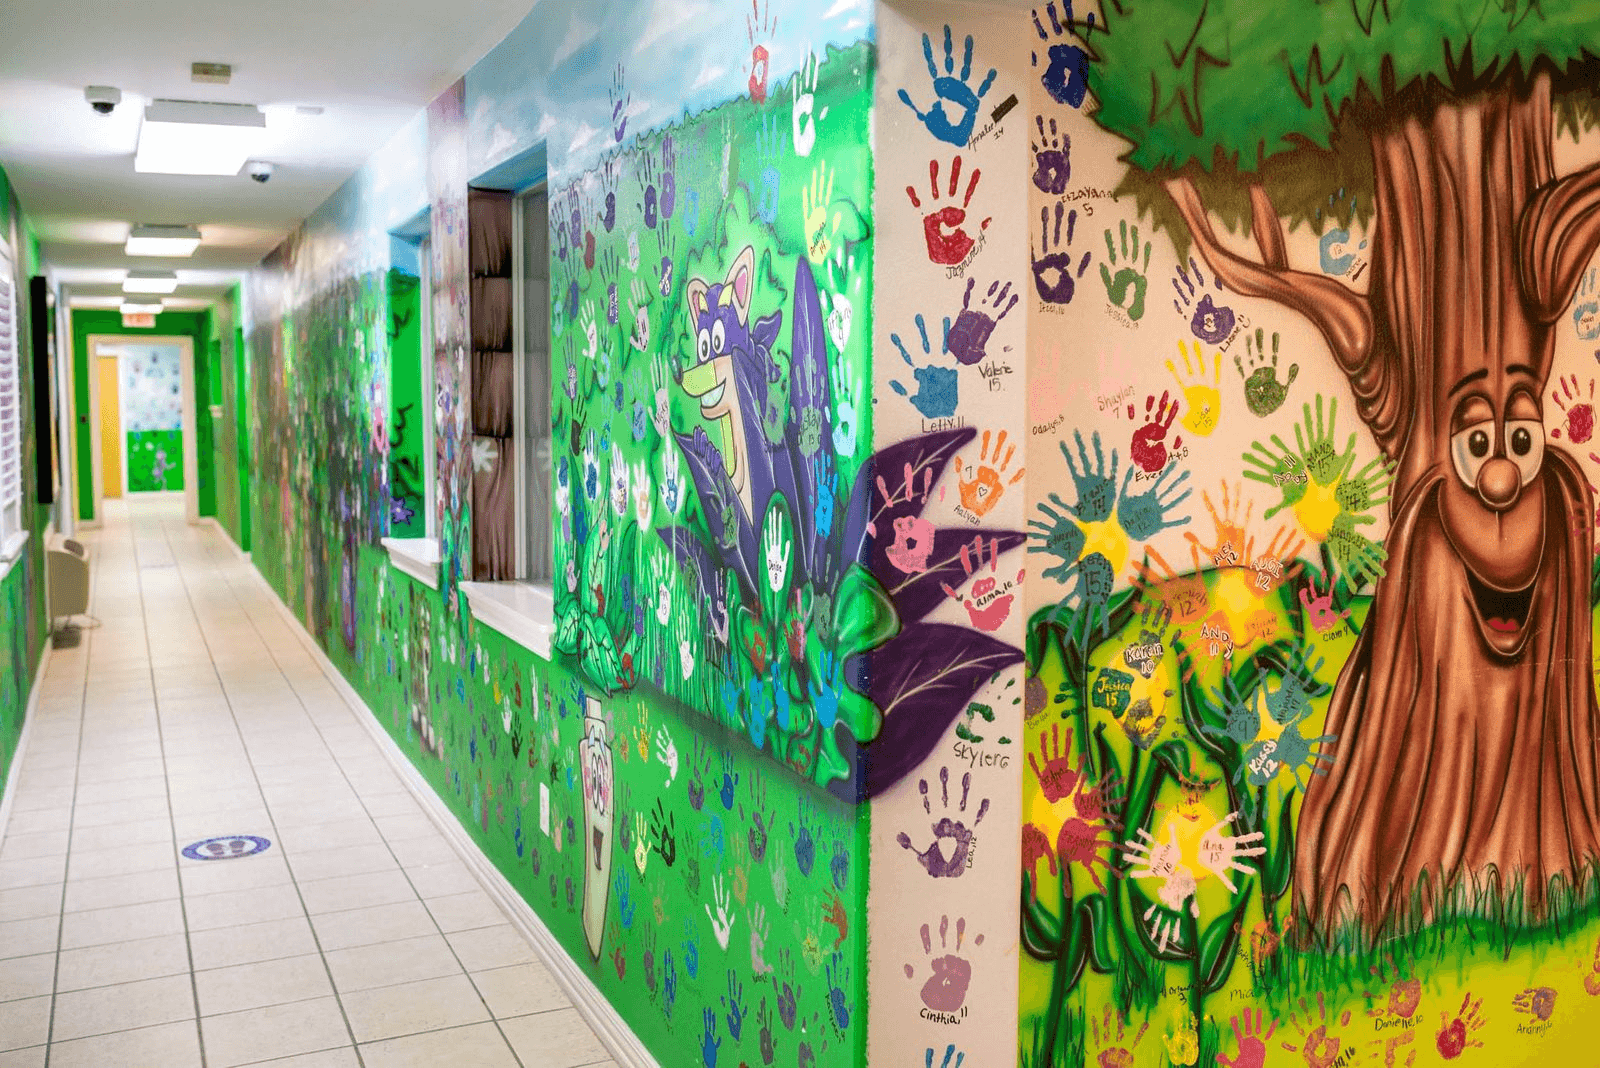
1299;575;1350;633
1217;1009;1276;1068
1552;373;1596;443
939;535;1019;632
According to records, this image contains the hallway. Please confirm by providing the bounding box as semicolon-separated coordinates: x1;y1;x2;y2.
0;498;613;1068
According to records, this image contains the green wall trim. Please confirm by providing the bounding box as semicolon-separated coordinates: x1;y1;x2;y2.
70;310;218;523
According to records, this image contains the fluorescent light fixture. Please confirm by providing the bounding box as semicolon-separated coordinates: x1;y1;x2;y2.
134;99;264;176
126;224;202;257
122;269;178;294
120;300;164;315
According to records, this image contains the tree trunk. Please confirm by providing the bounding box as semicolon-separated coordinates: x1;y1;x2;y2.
1292;77;1600;937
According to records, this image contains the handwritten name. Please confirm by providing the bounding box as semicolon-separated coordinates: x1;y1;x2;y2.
1032;414;1065;437
944;231;987;279
953;740;1010;771
920;1006;969;1025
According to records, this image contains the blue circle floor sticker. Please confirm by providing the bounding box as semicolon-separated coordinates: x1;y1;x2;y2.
182;835;273;861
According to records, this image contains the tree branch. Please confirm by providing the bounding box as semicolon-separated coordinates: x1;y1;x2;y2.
1249;185;1289;269
1519;158;1600;323
1166;176;1374;374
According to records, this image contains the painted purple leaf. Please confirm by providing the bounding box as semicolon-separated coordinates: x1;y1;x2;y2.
872;526;1026;626
842;426;975;567
861;622;1023;796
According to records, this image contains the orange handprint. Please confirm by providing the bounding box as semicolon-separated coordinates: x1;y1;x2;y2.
956;429;1023;518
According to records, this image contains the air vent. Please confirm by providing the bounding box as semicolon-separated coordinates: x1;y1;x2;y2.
191;62;232;84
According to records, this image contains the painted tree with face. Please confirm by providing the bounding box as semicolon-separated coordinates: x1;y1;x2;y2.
1076;0;1600;938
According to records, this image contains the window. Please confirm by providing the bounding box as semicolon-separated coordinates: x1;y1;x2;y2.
0;240;23;557
513;185;551;583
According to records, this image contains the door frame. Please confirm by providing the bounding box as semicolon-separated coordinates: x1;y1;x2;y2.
86;334;199;523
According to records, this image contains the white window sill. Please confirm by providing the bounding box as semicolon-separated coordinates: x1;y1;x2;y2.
460;580;555;660
382;537;441;589
0;530;29;581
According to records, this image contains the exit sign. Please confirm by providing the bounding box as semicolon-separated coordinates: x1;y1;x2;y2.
122;313;156;328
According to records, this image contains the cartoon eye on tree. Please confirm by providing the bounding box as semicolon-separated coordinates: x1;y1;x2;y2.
1078;1;1600;938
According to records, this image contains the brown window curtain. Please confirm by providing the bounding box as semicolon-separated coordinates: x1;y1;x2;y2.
469;189;515;581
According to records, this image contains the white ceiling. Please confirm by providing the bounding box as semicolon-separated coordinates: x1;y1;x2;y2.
0;0;539;307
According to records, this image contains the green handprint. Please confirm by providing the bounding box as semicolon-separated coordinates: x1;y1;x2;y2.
1242;435;1308;515
1294;396;1355;485
1099;220;1152;320
1234;328;1298;416
1336;453;1394;515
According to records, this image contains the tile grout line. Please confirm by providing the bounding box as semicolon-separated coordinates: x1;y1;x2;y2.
194;526;536;1065
39;511;108;1067
136;506;214;1068
163;514;372;1068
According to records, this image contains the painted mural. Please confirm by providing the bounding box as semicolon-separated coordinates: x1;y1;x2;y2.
1013;2;1600;1067
244;3;877;1066
119;343;184;492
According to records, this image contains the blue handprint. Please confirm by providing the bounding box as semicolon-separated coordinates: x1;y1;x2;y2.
755;115;786;225
1027;495;1088;583
723;971;748;1040
719;763;739;811
830;840;848;890
701;1007;722;1068
808;649;844;730
825;953;851;1034
614;864;636;928
1116;463;1192;541
745;674;771;749
663;949;678;1019
1063;430;1117;521
792;802;817;877
815;453;839;537
1031;1;1094;107
897;26;997;147
927;1044;966;1068
890;313;958;419
683;917;701;979
1575;268;1600;340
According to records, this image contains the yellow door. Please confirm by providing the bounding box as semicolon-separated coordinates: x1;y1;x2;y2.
99;357;122;499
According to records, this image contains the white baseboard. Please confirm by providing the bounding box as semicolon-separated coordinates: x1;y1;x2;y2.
0;642;54;846
229;535;658;1068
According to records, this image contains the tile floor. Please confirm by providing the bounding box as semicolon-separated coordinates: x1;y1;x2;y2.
0;497;615;1068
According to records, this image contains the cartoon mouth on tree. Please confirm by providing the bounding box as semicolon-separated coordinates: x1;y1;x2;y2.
1085;4;1600;936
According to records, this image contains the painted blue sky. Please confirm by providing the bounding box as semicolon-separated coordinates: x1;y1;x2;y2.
465;0;872;179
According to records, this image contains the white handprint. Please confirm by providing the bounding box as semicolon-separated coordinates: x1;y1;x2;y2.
749;903;773;975
791;49;823;157
610;444;630;518
634;812;651;875
704;875;737;949
679;637;695;681
1197;812;1266;892
762;509;792;592
656;726;679;785
631;458;653;530
580;302;599;361
832;358;860;456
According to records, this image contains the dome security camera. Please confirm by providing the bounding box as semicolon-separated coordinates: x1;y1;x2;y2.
246;160;274;183
85;86;122;115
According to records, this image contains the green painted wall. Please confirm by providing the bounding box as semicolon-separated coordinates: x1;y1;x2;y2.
70;309;216;522
0;163;50;798
211;288;251;551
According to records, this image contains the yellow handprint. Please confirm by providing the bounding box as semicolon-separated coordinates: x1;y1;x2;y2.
1167;339;1222;436
801;163;841;265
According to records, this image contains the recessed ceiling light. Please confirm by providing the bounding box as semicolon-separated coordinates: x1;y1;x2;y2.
126;224;202;257
134;100;264;176
120;300;164;315
122;269;178;294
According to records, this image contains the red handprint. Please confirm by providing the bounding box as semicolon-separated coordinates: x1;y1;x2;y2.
1435;993;1484;1059
1217;1009;1276;1068
1029;722;1086;804
1022;822;1057;885
1552;373;1595;443
906;155;989;266
1128;391;1183;473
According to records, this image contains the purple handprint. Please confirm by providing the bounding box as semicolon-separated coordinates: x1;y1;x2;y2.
947;277;1018;365
1030;114;1070;194
1032;202;1091;305
896;767;990;878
